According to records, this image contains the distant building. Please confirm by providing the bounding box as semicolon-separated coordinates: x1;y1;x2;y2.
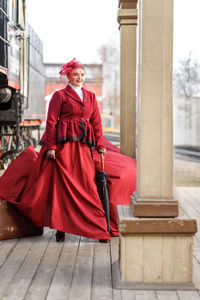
173;96;200;148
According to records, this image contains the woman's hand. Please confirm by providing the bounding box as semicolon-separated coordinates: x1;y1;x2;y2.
99;148;106;157
47;149;56;160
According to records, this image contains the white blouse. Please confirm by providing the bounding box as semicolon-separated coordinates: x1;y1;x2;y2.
68;83;84;101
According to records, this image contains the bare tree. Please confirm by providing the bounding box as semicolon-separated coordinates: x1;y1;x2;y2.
173;53;200;98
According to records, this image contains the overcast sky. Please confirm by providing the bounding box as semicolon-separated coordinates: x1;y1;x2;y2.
26;0;119;64
26;0;200;67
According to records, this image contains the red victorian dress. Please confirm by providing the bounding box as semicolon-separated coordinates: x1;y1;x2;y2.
3;85;110;240
0;84;137;239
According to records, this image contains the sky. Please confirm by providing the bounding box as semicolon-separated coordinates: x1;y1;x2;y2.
26;0;119;64
26;0;200;68
173;0;200;67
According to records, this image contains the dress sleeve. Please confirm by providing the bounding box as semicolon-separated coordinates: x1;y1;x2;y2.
89;93;104;151
45;91;62;150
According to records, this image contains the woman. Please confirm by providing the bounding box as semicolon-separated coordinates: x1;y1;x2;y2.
0;58;137;241
1;58;110;242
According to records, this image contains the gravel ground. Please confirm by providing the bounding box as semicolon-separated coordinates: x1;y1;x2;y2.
174;157;200;186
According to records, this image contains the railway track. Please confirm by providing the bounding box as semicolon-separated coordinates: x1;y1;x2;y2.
104;132;120;146
174;147;200;162
104;132;200;163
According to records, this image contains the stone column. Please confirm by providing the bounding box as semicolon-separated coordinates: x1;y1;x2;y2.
133;0;178;217
118;0;138;158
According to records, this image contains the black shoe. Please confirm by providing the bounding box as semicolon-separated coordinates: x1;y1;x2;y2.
99;239;109;243
55;230;65;242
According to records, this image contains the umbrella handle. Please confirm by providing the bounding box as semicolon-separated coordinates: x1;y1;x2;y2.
100;153;104;172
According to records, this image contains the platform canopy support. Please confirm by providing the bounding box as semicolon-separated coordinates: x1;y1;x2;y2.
118;0;138;158
117;0;197;289
135;0;176;216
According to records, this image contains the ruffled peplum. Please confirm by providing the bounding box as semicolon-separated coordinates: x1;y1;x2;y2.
40;119;96;148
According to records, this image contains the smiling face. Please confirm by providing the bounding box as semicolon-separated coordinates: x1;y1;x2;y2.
67;68;85;87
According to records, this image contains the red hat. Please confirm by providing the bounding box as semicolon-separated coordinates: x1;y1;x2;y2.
59;58;84;77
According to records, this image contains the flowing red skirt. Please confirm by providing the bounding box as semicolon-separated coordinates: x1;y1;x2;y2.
0;138;137;238
92;138;137;236
0;141;110;240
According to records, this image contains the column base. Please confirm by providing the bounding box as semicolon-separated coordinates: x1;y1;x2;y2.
133;201;179;217
132;192;179;217
117;205;197;288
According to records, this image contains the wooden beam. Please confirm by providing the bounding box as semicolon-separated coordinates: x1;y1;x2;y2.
133;201;179;217
117;205;197;234
118;0;137;9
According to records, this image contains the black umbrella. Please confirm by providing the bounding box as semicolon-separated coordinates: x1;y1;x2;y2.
96;153;110;233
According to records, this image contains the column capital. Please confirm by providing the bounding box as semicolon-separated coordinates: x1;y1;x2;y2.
118;0;138;9
117;9;138;26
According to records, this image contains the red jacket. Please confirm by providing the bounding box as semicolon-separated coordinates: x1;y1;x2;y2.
40;84;104;151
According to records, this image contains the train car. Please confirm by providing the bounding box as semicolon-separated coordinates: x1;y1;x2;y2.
101;114;115;132
0;0;45;167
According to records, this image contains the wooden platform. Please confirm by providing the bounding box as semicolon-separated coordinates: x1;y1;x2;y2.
0;187;200;299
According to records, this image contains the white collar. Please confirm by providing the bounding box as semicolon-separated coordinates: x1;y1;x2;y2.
68;83;83;91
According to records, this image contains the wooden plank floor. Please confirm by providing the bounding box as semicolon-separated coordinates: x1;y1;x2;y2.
1;187;200;299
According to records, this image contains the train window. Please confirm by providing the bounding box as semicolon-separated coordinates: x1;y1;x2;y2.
0;0;7;13
0;0;9;68
101;114;115;132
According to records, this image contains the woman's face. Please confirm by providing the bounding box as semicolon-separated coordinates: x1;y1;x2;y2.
68;68;85;86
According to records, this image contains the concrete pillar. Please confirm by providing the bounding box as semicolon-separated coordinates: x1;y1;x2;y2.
133;0;178;216
118;0;138;158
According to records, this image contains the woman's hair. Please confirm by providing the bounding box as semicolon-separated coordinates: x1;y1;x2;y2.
59;58;84;77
